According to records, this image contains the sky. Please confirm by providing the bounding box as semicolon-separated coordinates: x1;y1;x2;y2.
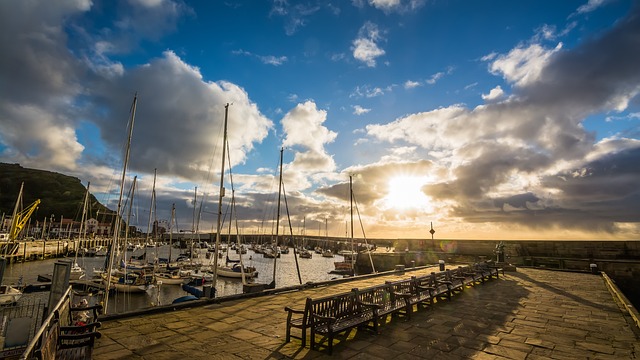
1;0;639;240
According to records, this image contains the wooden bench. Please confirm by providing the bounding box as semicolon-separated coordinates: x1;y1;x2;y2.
385;277;432;320
284;304;309;346
352;283;405;332
308;290;378;354
472;263;500;282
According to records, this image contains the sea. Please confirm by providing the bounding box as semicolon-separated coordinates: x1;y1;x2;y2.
2;245;341;314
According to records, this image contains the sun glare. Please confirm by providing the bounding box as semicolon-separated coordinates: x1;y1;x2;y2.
384;176;431;210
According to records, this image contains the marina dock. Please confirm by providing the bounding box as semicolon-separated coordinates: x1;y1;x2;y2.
93;267;639;359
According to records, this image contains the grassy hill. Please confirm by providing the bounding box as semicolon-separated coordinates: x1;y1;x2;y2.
0;163;112;224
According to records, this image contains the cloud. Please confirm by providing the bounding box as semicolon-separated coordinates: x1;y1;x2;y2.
352;22;386;67
280;101;338;191
426;72;444;85
425;67;453;85
364;6;640;232
404;80;421;89
89;51;273;181
481;86;505;101
270;0;321;35
353;105;371;115
575;0;610;15
350;84;394;98
232;49;288;66
488;42;563;87
364;0;426;14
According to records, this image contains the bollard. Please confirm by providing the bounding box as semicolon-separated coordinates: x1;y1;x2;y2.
439;260;445;271
590;263;598;275
203;285;216;298
395;264;405;275
411;260;416;268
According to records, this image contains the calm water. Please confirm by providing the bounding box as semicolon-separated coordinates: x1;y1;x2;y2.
3;245;341;314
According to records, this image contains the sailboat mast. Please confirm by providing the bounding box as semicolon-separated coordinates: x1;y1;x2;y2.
169;204;175;262
8;182;23;241
350;175;354;269
213;103;230;288
271;147;284;285
145;169;156;261
76;182;90;262
104;93;137;314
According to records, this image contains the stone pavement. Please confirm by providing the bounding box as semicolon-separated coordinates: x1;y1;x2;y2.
93;268;639;359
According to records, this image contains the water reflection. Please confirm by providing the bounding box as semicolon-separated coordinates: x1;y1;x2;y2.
3;245;341;314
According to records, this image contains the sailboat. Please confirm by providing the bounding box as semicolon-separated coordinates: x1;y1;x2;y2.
332;176;356;276
0;182;36;304
103;94;150;311
69;182;91;281
0;284;22;306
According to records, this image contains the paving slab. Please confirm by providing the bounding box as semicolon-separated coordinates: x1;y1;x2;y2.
94;267;639;359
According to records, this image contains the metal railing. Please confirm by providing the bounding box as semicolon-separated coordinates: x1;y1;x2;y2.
0;297;45;359
19;286;72;360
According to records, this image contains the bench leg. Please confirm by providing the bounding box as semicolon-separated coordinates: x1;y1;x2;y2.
310;329;316;350
301;327;306;347
285;325;291;343
328;333;334;354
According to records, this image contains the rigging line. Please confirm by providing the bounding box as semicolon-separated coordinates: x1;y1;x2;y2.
280;180;303;285
352;193;376;274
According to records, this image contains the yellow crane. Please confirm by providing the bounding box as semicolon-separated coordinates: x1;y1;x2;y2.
9;199;41;240
8;182;41;241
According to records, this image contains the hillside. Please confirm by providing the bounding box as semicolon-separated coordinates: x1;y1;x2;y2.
0;163;111;224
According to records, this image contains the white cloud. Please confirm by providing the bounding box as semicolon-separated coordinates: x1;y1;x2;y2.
365;0;426;13
481;86;505;101
280;101;338;190
352;22;385;67
488;43;562;87
353;105;371;115
270;1;320;35
404;80;421;89
465;82;479;90
426;72;444;85
232;49;288;66
350;85;386;98
576;0;609;15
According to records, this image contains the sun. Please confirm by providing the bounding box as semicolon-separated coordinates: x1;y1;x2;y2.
383;176;431;210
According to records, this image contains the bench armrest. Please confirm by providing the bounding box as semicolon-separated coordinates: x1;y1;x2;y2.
311;313;336;323
357;300;383;309
416;285;435;292
392;291;413;299
284;306;305;315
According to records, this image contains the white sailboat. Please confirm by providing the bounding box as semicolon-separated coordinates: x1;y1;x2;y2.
70;182;92;281
103;94;147;311
0;284;22;306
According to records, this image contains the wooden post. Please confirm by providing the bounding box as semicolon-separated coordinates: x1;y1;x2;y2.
23;242;27;262
42;240;46;259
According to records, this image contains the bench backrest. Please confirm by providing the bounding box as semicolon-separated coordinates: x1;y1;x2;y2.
308;291;358;321
353;283;391;306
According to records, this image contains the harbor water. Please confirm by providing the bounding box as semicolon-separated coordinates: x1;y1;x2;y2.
2;245;342;314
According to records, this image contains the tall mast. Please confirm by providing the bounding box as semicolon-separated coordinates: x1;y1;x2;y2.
271;147;284;286
76;182;90;264
350;175;354;270
168;204;175;262
145;169;157;261
8;182;23;241
213;103;230;288
104;93;137;314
